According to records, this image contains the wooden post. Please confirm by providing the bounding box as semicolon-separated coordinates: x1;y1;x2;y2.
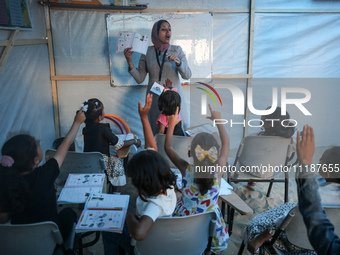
44;5;61;138
0;30;19;75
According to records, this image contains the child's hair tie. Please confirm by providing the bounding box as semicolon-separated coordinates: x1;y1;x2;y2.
1;155;14;167
80;101;89;112
195;145;218;163
163;87;178;93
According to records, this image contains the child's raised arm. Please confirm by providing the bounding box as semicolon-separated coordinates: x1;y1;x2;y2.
164;107;188;174
54;109;85;167
207;104;230;179
138;94;157;150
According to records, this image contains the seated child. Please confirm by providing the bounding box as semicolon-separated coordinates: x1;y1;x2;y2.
157;78;184;136
243;127;340;254
296;125;340;255
81;98;141;187
0;109;85;242
164;104;230;254
102;94;177;254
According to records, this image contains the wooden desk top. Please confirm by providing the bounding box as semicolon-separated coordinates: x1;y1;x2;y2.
219;190;253;215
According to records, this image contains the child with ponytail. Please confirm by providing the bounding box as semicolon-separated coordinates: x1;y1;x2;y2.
164;104;230;254
81;98;141;188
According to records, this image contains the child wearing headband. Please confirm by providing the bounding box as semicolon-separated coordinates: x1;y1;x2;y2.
157;79;184;136
164;104;230;254
81;98;141;188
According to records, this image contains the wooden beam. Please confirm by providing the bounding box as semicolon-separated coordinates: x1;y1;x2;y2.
213;74;252;79
0;39;48;47
51;75;111;81
255;9;340;13
0;30;19;75
45;6;61;138
144;9;250;13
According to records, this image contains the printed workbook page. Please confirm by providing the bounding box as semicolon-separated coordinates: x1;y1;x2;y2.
85;193;130;210
130;32;150;55
116;31;150;55
76;210;126;233
57;173;105;204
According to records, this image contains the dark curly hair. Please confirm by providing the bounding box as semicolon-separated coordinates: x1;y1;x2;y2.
2;134;38;173
126;150;176;202
82;98;104;124
0;134;37;215
190;132;220;195
158;89;181;116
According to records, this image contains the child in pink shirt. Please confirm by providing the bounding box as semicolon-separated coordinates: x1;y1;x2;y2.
157;79;184;136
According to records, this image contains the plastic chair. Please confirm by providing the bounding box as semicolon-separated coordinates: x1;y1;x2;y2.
238;206;340;255
45;149;106;193
154;133;193;168
129;211;216;255
0;221;75;255
228;136;293;203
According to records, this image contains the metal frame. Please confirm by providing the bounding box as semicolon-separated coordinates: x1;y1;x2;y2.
2;1;340;138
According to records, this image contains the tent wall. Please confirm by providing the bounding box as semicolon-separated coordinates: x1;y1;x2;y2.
0;0;55;153
1;0;340;153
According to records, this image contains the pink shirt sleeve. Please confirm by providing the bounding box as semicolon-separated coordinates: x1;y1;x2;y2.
156;113;181;128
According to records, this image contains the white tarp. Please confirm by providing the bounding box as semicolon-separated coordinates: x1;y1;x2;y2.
1;0;340;154
0;0;54;153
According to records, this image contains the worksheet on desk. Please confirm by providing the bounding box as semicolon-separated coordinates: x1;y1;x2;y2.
64;173;105;187
58;187;103;204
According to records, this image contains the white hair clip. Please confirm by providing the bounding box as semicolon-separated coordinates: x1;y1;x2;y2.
95;102;98;106
80;103;88;112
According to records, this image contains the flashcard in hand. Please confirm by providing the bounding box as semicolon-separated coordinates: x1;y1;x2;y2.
150;82;164;96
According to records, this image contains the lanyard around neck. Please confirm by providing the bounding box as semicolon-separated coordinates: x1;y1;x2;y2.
155;47;168;82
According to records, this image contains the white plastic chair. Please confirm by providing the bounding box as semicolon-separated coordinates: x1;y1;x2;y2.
0;221;75;255
129;211;216;255
45;149;106;194
228;136;293;202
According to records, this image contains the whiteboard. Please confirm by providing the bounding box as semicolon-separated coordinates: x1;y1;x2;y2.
107;13;212;86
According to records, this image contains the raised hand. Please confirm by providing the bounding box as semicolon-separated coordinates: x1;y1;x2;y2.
206;104;221;121
138;93;153;118
297;125;315;165
75;107;86;124
163;78;172;88
168;107;182;127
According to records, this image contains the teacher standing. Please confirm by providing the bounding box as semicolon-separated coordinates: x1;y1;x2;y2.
124;19;192;134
